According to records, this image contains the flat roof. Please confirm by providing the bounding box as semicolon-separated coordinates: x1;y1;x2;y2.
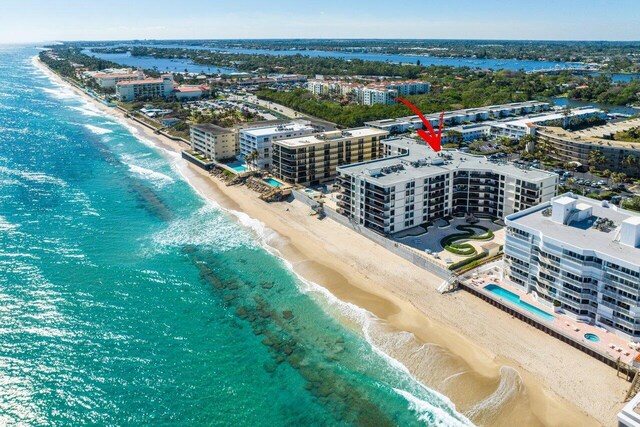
538;117;640;150
365;101;550;126
337;137;556;185
274;127;388;148
191;123;234;135
241;122;314;137
94;73;138;79
491;107;602;130
233;119;290;130
508;194;640;266
117;78;164;86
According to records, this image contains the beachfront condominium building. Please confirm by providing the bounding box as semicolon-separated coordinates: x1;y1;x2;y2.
93;70;143;89
116;74;175;102
239;121;315;170
336;137;557;235
271;127;390;186
504;194;640;338
189;124;238;162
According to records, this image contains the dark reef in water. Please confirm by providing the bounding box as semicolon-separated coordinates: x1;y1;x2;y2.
183;245;398;426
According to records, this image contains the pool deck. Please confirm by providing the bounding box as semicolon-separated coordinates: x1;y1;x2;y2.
465;272;638;366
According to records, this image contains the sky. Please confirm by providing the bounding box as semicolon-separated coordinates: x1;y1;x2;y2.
2;0;640;44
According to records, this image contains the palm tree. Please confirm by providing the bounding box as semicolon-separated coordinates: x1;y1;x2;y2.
622;155;638;169
588;149;607;169
520;134;537;153
561;106;572;129
245;149;259;170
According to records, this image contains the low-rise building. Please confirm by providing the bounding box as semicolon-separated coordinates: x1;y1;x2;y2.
535;117;640;175
238;121;315;169
116;74;175;102
504;194;640;338
272;127;389;186
442;123;492;144
490;107;605;140
189;124;238;162
174;85;208;100
336;137;557;234
365;101;551;134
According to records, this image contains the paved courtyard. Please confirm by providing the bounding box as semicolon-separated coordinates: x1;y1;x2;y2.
393;217;504;266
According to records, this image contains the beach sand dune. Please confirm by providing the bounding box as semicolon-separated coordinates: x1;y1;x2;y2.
37;57;628;427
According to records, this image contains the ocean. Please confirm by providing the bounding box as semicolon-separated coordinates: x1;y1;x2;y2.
0;46;473;426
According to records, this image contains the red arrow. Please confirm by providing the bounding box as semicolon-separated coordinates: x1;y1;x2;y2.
396;97;444;152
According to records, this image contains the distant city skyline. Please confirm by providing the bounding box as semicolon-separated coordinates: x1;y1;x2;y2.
2;0;640;44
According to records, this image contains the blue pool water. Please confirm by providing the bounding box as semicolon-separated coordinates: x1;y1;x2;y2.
0;46;474;426
226;161;248;172
584;333;600;342
483;284;556;322
265;178;283;187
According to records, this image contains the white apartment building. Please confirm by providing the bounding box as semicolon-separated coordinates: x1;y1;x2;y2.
93;70;143;89
490;107;605;140
365;101;551;134
306;79;430;105
442;124;492;144
618;391;640;427
306;80;328;95
336;137;558;235
362;87;398;105
238;121;315;169
386;81;431;96
504;194;640;338
189;124;238;162
116;74;175;102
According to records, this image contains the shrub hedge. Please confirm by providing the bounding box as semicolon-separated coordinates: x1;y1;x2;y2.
448;252;488;271
440;225;494;256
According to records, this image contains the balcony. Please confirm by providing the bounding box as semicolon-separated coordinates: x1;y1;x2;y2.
364;192;390;204
364;215;389;229
606;267;640;284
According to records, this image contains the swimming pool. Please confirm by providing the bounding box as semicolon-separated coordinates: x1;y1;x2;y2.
584;333;600;342
265;178;283;187
226;161;248;172
483;284;556;322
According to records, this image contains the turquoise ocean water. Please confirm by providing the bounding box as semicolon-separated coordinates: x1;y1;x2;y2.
0;46;473;426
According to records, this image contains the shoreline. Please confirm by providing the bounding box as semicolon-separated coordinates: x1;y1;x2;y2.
35;57;627;426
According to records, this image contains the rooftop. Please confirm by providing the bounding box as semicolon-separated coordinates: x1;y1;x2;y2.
94;72;139;79
240;121;314;137
491;107;603;130
175;86;206;93
337;137;556;185
117;75;172;87
274;127;388;148
191;123;234;135
507;194;640;266
538;116;640;150
365;101;550;127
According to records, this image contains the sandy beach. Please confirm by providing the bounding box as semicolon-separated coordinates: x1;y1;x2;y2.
37;57;629;426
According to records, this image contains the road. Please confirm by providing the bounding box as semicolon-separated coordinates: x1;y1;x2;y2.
228;94;302;120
